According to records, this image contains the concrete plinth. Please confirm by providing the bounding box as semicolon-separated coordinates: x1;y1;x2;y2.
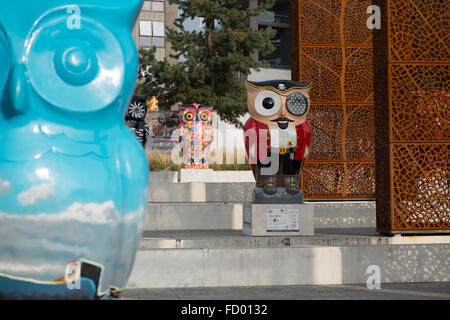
253;187;304;204
179;169;214;183
148;182;254;203
243;203;314;236
127;243;450;288
144;203;243;230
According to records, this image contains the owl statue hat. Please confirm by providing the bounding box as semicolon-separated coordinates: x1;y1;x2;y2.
0;0;148;299
244;80;313;203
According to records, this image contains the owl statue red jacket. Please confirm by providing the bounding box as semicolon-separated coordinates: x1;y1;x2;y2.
244;118;313;169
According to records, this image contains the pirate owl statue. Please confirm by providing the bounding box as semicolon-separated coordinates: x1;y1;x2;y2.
0;0;148;299
125;94;150;147
178;104;214;169
244;80;313;203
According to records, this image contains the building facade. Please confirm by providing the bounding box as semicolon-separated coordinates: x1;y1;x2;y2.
132;0;177;62
132;0;292;80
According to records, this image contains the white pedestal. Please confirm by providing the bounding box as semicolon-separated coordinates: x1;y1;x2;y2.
243;203;314;236
179;169;214;183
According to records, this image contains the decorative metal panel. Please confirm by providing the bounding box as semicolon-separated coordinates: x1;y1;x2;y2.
391;143;449;231
373;0;449;233
291;0;376;198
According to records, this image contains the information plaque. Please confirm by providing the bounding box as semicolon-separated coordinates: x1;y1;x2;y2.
266;208;300;232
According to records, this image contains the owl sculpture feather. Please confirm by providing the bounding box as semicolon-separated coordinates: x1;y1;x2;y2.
0;0;148;298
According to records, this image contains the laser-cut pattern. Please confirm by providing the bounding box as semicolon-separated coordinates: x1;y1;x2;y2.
391;144;449;230
302;161;375;198
391;65;449;142
308;105;375;161
293;0;375;198
373;0;449;233
389;0;449;63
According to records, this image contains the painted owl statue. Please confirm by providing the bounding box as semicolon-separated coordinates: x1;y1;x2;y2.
125;94;150;147
178;104;214;169
244;80;313;204
0;1;148;299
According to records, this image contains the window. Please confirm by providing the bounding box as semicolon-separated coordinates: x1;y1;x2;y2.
139;36;152;47
142;1;151;11
152;21;165;37
152;37;165;48
152;1;164;12
140;21;152;36
142;1;164;12
139;20;165;48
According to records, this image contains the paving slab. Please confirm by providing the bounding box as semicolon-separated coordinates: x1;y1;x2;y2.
121;282;450;300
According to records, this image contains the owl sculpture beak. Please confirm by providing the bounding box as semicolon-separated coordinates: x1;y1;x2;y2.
271;116;294;130
2;63;27;118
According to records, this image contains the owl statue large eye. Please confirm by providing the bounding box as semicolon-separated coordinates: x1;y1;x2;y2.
181;108;197;123
25;8;126;112
0;1;148;299
178;104;214;169
198;106;212;124
244;80;313;203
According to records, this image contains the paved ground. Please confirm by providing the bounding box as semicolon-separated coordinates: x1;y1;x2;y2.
122;282;450;300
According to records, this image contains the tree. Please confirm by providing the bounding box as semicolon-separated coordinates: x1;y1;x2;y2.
136;0;276;126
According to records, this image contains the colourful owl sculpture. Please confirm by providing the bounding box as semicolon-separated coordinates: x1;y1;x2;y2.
125;94;150;147
0;1;148;299
178;104;214;169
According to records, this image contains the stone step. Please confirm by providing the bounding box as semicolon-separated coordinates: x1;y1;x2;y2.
138;229;450;249
144;203;243;230
148;182;254;203
149;171;255;184
127;241;450;288
144;201;377;231
148;171;255;203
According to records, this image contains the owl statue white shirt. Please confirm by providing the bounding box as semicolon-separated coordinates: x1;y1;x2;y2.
269;126;297;149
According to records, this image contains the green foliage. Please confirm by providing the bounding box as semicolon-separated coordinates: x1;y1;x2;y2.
136;0;276;126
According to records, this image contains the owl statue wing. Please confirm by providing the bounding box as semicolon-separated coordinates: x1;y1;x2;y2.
297;120;313;160
243;117;259;168
0;26;10;101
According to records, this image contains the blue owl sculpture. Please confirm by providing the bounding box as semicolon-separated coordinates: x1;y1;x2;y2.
0;1;148;299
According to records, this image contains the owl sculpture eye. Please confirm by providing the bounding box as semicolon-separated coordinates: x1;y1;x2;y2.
286;92;309;116
183;110;196;121
127;101;146;120
254;91;281;116
25;10;125;112
199;111;210;122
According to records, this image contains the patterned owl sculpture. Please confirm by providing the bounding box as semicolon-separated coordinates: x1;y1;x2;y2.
0;1;148;299
125;94;150;147
178;104;214;169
